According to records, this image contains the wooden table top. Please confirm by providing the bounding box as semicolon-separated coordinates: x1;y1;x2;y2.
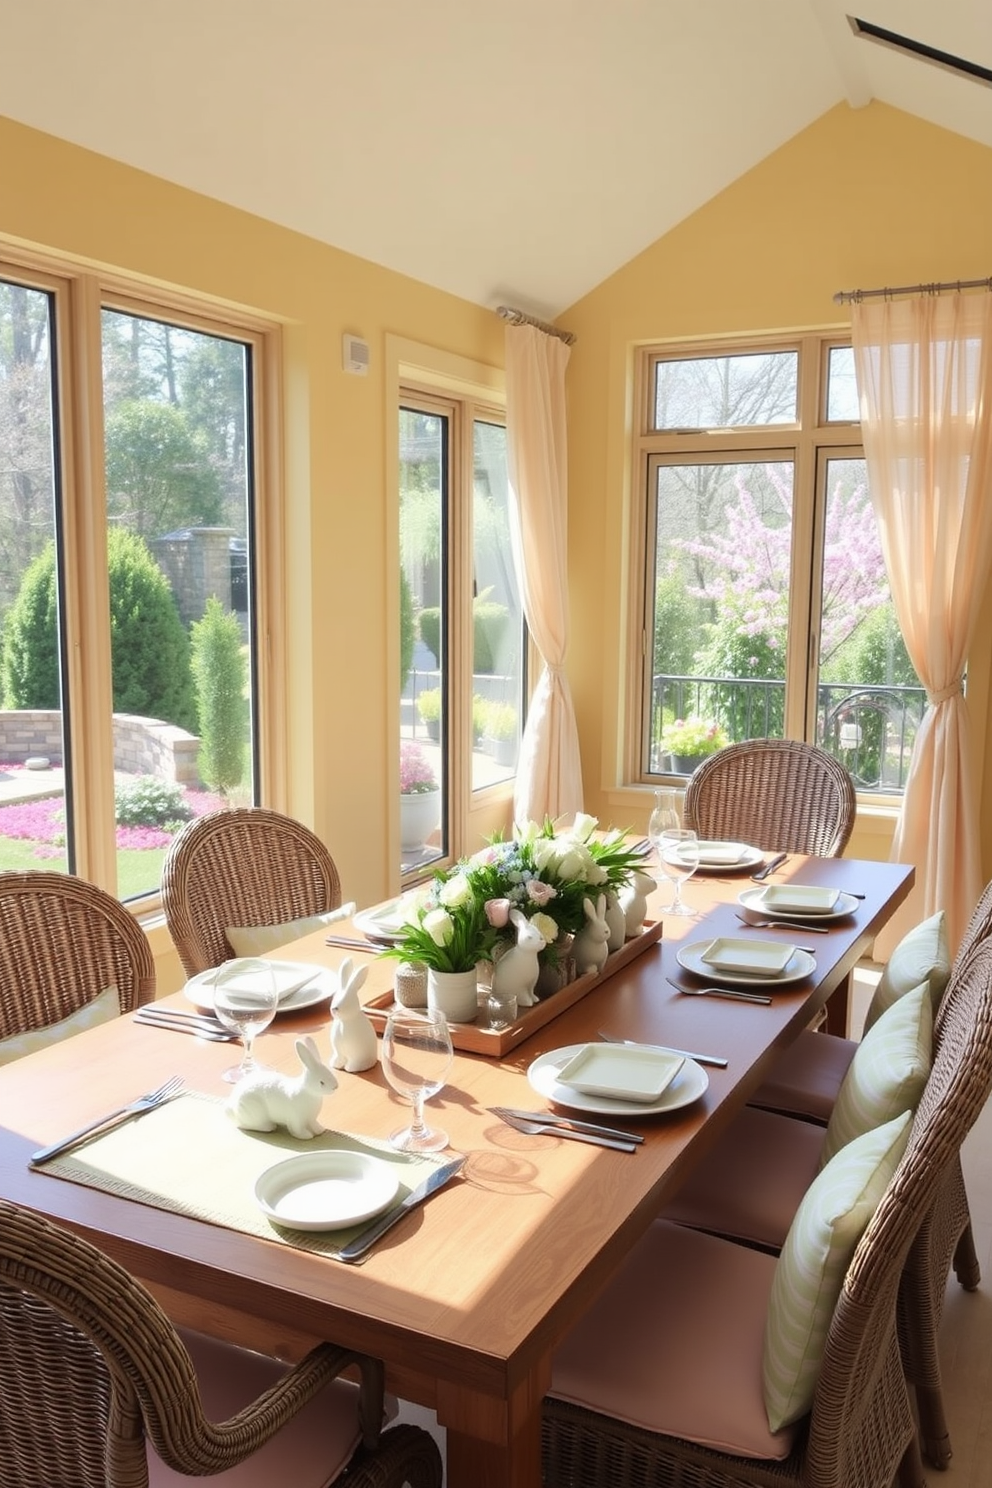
0;854;913;1488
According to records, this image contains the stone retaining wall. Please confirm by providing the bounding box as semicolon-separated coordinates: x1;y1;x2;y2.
0;710;200;786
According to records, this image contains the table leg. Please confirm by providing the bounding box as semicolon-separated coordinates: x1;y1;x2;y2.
825;972;852;1037
438;1359;549;1488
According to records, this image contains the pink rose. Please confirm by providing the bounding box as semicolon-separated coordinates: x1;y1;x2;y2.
526;880;557;906
485;897;511;928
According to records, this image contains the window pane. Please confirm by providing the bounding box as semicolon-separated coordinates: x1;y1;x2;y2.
814;456;923;793
399;406;446;874
653;351;798;430
647;459;792;772
472;419;522;790
826;346;859;421
102;311;256;901
0;280;70;873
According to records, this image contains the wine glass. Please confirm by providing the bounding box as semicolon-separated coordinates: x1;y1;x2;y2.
657;827;700;917
381;1008;454;1152
211;958;281;1084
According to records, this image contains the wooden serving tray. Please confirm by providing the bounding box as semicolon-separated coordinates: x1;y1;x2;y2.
363;918;664;1056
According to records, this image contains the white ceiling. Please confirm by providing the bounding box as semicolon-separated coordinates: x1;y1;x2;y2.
2;1;990;318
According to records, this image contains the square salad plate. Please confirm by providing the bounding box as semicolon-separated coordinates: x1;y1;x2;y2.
700;937;796;977
759;884;841;915
556;1043;686;1104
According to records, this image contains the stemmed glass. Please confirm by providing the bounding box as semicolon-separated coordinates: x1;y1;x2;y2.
211;958;281;1084
381;1008;454;1152
657;827;700;917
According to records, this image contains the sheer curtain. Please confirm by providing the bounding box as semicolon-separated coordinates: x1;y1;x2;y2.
504;322;583;825
852;292;992;955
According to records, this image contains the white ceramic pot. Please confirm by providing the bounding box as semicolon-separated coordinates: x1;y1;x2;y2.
400;788;441;851
426;967;479;1023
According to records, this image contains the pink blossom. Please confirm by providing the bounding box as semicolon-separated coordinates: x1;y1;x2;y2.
526;880;557;906
485;898;511;928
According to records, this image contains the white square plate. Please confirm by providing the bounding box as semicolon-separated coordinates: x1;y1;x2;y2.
556;1043;685;1103
760;885;840;914
693;840;750;865
700;937;796;976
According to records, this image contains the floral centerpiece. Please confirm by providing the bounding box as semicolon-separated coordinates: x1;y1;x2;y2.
659;716;729;761
384;813;647;980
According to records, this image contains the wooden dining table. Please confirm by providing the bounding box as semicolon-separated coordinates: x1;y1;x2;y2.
0;854;912;1488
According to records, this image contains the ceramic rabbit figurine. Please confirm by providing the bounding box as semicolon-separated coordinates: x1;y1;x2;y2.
492;907;547;1009
619;869;656;937
329;957;378;1072
226;1035;338;1139
604;891;626;953
572;893;610;977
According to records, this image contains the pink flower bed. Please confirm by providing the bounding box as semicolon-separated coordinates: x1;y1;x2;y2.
0;767;226;857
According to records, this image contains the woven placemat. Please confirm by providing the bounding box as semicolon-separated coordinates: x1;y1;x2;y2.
40;1090;448;1260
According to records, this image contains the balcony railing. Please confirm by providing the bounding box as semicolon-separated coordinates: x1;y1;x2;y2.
650;674;927;793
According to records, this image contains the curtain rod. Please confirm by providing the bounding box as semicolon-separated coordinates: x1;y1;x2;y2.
834;276;992;305
496;304;576;345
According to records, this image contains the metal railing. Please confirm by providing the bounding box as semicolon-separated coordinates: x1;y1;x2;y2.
650;674;927;793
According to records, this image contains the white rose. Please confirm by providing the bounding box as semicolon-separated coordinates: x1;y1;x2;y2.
439;873;473;909
571;812;599;842
531;912;558;944
423;908;454;947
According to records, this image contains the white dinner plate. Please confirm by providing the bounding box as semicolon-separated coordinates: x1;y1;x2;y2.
556;1043;686;1103
677;940;816;988
663;840;763;873
255;1151;399;1232
353;898;416;944
737;887;860;923
184;961;332;1015
528;1043;709;1117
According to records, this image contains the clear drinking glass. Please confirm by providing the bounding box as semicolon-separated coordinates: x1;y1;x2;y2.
381;1008;454;1152
657;827;700;917
647;787;680;858
211;958;281;1084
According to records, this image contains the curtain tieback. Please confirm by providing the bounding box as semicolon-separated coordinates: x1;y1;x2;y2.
927;678;965;707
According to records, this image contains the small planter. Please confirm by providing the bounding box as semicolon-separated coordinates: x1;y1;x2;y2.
671;753;707;775
427;967;479;1023
400;788;441;851
484;736;517;768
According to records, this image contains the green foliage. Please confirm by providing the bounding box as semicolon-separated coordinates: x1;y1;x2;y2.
480;700;517;740
399;568;415;692
190;596;247;795
416;687;442;723
0;542;61;707
1;531;197;732
828;603;918;688
419;607;441;666
108;529;198;731
115;776;191;829
104;399;224;538
652;571;696;679
473;597;510;675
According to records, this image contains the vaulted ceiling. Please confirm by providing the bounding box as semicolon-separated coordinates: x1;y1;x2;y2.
3;1;990;318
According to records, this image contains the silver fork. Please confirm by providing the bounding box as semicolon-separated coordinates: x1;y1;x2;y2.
666;977;772;1005
736;913;829;936
492;1109;639;1152
30;1075;185;1166
134;1007;236;1040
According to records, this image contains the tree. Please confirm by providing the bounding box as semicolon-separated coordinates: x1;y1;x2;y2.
190;595;247;795
104;400;224;538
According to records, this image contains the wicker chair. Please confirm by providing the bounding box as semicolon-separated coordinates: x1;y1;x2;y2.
161;807;342;977
682;738;857;857
542;940;992;1488
0;870;155;1039
0;1197;442;1488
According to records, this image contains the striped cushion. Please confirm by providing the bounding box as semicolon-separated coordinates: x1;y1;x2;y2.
762;1110;911;1432
864;910;950;1031
0;985;119;1066
819;981;932;1167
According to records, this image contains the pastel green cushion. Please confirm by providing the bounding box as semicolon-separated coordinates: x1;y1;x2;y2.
864;910;950;1031
762;1110;912;1433
0;985;120;1066
819;981;932;1167
226;912;341;957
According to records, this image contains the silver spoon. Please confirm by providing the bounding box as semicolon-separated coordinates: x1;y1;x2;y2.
666;977;771;1005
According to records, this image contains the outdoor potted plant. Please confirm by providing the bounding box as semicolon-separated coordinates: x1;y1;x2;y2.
659;716;729;775
415;687;442;742
399;739;441;852
480;700;518;766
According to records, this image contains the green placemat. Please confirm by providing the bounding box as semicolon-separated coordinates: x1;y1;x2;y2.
41;1091;449;1260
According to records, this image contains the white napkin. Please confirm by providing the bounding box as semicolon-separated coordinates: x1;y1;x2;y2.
209;961;320;1004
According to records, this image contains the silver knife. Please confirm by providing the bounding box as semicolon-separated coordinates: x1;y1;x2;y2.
337;1155;465;1263
751;851;788;880
493;1107;645;1143
597;1031;728;1069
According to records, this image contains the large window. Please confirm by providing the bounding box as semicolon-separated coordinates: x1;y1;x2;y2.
399;390;524;877
637;335;923;794
0;258;275;903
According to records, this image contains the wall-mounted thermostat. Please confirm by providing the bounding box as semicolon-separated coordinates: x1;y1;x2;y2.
343;333;370;375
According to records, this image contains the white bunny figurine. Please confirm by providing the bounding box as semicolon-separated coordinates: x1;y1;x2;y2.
492;907;547;1009
619;869;656;937
329;957;378;1072
572;894;610;977
226;1035;338;1139
604;891;626;953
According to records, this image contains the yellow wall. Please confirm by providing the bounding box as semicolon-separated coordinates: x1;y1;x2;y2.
563;101;992;871
0;112;504;986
